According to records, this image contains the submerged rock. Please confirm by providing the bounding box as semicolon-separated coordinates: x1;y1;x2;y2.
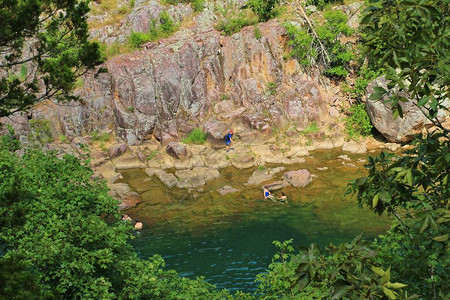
155;171;178;188
246;166;286;186
217;185;239;196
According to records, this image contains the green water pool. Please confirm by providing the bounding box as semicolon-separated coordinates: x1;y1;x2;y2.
119;150;391;292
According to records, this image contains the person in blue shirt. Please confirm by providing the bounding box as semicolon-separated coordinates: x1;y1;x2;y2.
225;129;234;152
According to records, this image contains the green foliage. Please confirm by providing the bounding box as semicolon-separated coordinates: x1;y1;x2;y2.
361;0;450;121
348;133;449;297
247;0;279;22
99;41;133;59
128;11;176;48
216;12;258;36
127;106;135;113
257;236;409;299
317;10;353;78
128;31;151;48
283;10;353;78
257;165;266;171
300;121;319;134
345;103;372;140
182;128;208;144
0;125;20;152
344;67;382;100
159;11;175;35
266;81;277;95
284;22;316;66
59;134;68;143
147;150;158;161
192;0;205;12
0;0;103;118
220;94;230;100
305;0;343;11
0;137;232;299
91;130;111;142
28;119;53;145
254;26;262;39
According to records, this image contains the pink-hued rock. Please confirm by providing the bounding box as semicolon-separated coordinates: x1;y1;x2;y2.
366;76;448;143
108;144;127;158
166;142;187;159
5;20;333;146
204;121;229;145
283;169;312;188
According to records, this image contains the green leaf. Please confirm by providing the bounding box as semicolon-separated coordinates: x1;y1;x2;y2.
418;96;429;106
433;234;448;242
420;216;429;233
355;177;367;185
372;266;385;277
386;282;407;289
370;86;386;100
381;267;391;284
360;13;375;25
406;169;413;186
372;194;379;208
383;287;397;299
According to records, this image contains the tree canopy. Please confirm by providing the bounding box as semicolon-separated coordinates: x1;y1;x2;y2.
0;138;233;299
0;0;103;118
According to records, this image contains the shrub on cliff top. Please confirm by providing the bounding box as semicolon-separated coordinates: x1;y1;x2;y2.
248;0;279;22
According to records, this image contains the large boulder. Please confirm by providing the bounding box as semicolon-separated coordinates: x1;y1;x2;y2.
166;142;188;159
108;144;127;158
283;169;312;188
203;121;229;145
365;76;444;143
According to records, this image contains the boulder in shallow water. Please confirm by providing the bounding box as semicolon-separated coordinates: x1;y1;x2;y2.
283;169;312;188
262;180;289;192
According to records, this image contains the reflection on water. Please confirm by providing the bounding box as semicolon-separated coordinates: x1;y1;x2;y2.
120;150;391;291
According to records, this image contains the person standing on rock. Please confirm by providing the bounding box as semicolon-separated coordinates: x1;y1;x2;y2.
225;129;234;152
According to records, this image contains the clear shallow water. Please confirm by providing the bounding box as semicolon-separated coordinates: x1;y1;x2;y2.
120;150;391;292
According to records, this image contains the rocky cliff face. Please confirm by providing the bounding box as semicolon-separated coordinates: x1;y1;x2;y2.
0;1;353;146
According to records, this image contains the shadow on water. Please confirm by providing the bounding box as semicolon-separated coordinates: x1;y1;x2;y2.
120;149;391;292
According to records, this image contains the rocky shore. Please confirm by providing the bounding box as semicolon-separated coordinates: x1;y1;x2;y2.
85;131;403;209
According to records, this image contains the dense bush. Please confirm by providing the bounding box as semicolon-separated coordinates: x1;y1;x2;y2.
284;23;316;66
0;136;231;299
247;0;279;22
345;103;372;139
128;11;176;48
304;0;343;11
284;10;353;78
216;12;258;36
182;128;208;144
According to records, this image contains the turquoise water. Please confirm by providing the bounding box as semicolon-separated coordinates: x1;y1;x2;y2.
121;150;390;292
